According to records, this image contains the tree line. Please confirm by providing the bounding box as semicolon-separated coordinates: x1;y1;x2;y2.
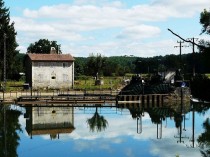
74;52;210;78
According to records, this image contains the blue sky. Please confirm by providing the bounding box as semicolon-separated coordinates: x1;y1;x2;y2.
4;0;210;57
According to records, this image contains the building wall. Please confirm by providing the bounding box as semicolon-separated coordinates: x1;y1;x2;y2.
32;61;74;89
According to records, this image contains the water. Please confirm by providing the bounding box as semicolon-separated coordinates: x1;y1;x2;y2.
0;101;210;157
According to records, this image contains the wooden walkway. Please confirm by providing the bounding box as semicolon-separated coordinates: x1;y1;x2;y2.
0;92;188;106
16;94;116;105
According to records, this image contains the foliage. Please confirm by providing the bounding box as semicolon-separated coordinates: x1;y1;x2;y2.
27;39;61;54
85;53;106;76
87;107;108;132
200;9;210;35
197;118;210;157
74;57;87;77
0;106;22;157
0;0;19;80
74;52;210;78
190;74;210;101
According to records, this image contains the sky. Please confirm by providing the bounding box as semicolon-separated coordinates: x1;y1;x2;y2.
4;0;210;57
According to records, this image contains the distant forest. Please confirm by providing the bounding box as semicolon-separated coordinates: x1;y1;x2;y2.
74;52;210;77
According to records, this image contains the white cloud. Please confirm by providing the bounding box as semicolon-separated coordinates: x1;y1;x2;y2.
150;138;201;157
11;0;210;55
117;25;161;39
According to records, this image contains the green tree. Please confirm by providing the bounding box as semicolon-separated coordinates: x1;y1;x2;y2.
0;0;19;80
200;9;210;35
199;9;210;72
0;105;22;157
86;53;106;76
197;118;210;157
74;57;87;77
27;39;62;54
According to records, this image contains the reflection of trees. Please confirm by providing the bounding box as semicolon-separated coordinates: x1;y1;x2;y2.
174;113;183;128
127;105;143;119
197;118;210;157
190;74;210;101
0;105;22;157
87;107;108;132
50;134;57;140
192;102;210;115
147;108;172;124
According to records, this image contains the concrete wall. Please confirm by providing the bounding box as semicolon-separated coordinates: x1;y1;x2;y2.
31;61;74;89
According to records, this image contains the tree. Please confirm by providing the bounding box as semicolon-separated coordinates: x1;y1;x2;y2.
200;9;210;35
74;57;87;77
86;107;108;132
0;0;19;80
27;39;62;54
0;106;22;157
86;53;106;76
197;118;210;157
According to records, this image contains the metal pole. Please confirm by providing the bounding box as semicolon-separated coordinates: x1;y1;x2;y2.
192;38;195;76
4;105;7;156
174;41;188;69
3;33;6;100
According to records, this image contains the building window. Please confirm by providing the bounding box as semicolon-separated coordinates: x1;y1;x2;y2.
63;62;68;68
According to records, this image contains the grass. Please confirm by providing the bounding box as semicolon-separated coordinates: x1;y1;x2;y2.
205;73;210;78
1;80;25;92
74;76;127;90
1;76;131;92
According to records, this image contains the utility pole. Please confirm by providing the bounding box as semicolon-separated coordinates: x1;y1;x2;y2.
188;37;198;76
3;33;7;157
174;41;188;69
3;33;6;100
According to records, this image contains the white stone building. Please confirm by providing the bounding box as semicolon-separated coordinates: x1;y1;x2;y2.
25;53;74;89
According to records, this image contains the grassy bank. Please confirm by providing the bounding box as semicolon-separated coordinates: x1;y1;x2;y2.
1;76;131;92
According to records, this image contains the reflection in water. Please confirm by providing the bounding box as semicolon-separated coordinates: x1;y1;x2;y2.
117;100;191;141
0;105;22;157
87;106;108;132
25;105;75;139
197;118;210;156
1;99;210;157
197;110;210;156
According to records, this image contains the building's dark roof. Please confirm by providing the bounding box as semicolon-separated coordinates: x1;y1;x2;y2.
27;53;74;62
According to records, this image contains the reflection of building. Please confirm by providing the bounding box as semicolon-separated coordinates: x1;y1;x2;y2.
25;106;75;139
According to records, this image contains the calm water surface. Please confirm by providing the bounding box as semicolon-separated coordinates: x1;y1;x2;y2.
1;101;210;157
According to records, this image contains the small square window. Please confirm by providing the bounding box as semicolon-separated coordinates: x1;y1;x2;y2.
63;63;68;68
